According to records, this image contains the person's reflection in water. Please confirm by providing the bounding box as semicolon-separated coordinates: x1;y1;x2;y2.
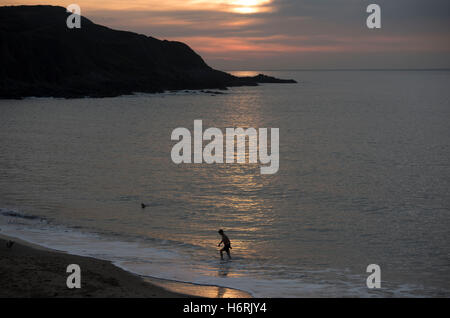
218;264;230;277
217;262;231;297
216;286;227;298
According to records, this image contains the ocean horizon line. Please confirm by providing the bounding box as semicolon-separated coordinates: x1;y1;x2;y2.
226;68;450;72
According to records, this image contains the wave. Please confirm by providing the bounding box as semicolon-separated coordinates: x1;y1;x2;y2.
0;208;45;221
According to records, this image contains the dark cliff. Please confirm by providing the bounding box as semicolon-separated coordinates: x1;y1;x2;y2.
0;5;296;98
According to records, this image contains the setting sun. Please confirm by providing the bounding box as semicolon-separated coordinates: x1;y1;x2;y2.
228;0;272;14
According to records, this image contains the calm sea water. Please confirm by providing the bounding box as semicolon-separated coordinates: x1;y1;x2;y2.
1;70;449;297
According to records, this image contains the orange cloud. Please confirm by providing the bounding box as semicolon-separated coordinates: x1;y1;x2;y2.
2;0;275;14
175;33;450;55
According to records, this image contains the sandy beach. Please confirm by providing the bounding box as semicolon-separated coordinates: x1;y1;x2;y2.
0;233;252;298
0;234;192;297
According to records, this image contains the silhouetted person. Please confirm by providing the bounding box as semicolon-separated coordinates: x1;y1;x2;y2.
218;229;232;260
141;203;147;209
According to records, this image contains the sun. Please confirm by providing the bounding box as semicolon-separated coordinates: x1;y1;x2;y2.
227;0;272;14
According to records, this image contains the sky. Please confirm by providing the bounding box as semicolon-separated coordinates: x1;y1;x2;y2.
3;0;450;70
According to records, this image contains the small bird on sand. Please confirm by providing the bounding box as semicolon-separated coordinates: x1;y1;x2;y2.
141;203;147;209
6;240;14;248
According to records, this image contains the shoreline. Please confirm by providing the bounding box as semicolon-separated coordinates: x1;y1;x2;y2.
0;233;251;298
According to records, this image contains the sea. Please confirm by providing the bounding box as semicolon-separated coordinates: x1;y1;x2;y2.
1;70;449;297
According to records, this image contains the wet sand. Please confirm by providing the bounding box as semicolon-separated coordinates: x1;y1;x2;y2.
0;234;250;298
145;277;252;298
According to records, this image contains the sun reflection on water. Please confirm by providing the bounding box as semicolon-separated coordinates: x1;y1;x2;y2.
145;277;252;298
